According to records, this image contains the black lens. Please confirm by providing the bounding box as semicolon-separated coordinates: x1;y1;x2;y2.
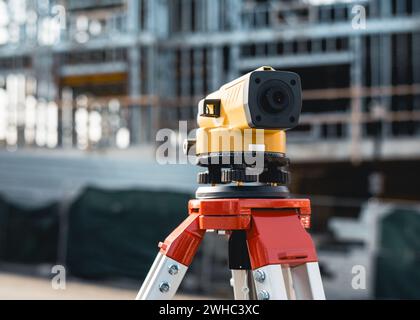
258;81;292;114
265;88;289;112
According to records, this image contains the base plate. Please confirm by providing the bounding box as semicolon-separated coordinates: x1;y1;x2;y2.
195;185;290;199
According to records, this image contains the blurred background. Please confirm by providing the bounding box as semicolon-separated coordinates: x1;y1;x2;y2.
0;0;419;299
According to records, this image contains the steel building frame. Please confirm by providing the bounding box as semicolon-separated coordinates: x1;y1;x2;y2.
0;0;419;161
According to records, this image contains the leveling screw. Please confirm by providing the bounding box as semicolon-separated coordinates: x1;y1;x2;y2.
254;270;266;283
168;264;179;275
159;282;170;293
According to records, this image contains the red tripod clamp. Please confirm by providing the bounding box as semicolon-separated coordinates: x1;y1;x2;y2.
158;198;318;269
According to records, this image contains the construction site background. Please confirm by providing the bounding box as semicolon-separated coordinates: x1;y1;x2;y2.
0;0;419;299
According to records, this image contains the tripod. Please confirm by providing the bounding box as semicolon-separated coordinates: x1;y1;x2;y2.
137;196;325;300
137;66;325;300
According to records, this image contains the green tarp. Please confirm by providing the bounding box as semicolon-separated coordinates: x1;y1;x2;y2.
0;197;59;264
376;208;420;299
66;187;191;280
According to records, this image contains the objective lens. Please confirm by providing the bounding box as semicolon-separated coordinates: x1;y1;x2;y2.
265;88;288;112
258;80;292;114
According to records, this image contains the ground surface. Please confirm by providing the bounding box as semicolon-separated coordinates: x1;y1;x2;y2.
0;272;208;300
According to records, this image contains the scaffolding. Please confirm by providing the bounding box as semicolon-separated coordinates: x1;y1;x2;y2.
0;0;419;162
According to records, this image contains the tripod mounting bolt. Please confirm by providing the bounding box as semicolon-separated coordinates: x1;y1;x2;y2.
254;270;266;283
168;264;179;275
159;282;170;293
258;290;270;300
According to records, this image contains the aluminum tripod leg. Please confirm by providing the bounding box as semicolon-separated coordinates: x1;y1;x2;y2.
136;252;188;300
251;262;325;300
230;270;257;300
136;213;205;300
245;208;325;300
252;265;289;300
290;262;325;300
282;266;297;299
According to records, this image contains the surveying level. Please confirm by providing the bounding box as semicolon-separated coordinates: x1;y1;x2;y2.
137;66;325;300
